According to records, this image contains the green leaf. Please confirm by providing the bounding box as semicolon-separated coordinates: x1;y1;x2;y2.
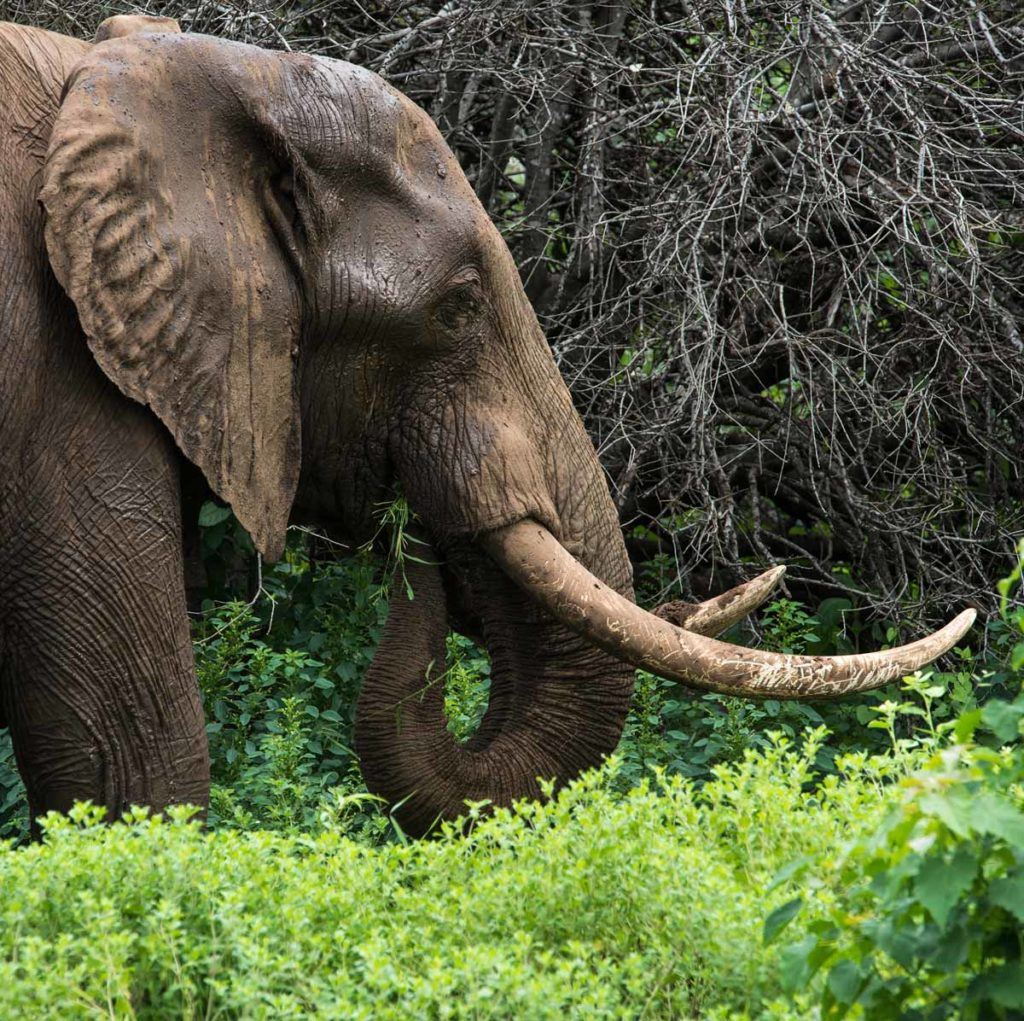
827;958;863;1005
918;789;976;838
764;897;803;945
932;922;970;972
954;708;982;743
990;869;1024;922
974;962;1024;1009
779;935;818;994
198;502;233;527
817;598;853;629
914;847;977;928
778;933;827;995
982;699;1024;743
974;793;1024;845
867;918;924;970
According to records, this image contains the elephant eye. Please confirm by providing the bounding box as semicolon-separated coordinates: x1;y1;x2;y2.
274;171;300;231
264;169;305;272
434;282;482;332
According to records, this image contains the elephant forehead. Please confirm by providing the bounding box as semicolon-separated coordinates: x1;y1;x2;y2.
280;57;426;182
280;54;483;236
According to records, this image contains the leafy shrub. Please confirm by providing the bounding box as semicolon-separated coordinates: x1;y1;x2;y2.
772;698;1024;1019
192;534;388;835
772;548;1024;1019
0;515;1010;842
192;505;502;833
0;739;23;843
443;632;492;744
0;737;893;1020
6;673;1024;1018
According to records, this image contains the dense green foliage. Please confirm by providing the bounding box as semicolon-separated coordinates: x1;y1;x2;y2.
0;515;1010;845
773;709;1024;1019
0;693;1023;1018
187;515;1024;839
0;745;848;1019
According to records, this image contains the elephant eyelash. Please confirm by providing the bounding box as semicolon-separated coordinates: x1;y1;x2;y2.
275;172;299;224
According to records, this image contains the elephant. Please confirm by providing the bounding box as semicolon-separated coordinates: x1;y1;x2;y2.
0;15;974;837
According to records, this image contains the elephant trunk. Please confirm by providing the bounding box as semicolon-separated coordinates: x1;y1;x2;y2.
355;389;642;836
354;539;634;837
352;513;792;835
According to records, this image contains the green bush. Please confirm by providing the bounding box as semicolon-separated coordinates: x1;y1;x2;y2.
770;701;1024;1019
0;510;1011;844
0;736;888;1020
191;511;493;836
773;547;1024;1020
615;596;982;791
0;514;1020;1017
5;686;1022;1019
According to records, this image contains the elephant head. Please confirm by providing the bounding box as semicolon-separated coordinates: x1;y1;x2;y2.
39;21;974;835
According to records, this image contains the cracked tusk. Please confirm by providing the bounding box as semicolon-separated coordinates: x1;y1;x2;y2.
652;565;787;637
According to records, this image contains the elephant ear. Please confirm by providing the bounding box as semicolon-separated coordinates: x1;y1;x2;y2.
41;31;303;560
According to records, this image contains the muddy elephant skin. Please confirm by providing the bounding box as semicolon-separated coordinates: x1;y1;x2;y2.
0;17;972;836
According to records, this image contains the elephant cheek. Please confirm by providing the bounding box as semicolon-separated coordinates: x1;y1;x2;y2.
392;408;560;542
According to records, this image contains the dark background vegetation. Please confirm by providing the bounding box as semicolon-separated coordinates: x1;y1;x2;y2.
7;0;1021;623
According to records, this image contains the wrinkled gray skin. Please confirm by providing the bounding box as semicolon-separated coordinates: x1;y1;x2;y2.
0;19;634;834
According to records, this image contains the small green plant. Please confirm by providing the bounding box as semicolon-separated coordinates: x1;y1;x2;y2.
0;738;25;843
443;632;492;743
997;538;1024;674
362;494;434;601
760;598;823;653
